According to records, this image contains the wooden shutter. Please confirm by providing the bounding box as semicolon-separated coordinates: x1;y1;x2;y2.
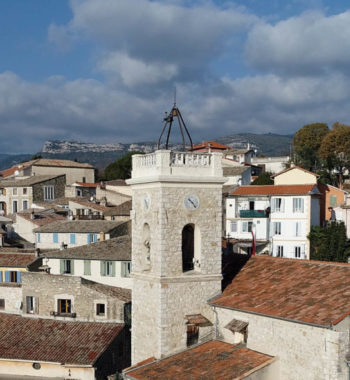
84;260;91;275
100;261;105;276
112;261;116;277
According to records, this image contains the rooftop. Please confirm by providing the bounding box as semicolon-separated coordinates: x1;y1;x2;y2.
223;166;250;177
0;175;64;188
106;179;128;186
0;254;38;268
211;256;350;326
124;341;274;380
73;182;99;188
16;212;66;226
271;165;319;178
34;220;127;233
231;184;320;196
191;141;232;151
44;235;131;261
0;314;123;365
70;199;132;215
83;279;131;302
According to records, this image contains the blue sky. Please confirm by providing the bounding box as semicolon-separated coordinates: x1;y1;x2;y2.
1;0;350;153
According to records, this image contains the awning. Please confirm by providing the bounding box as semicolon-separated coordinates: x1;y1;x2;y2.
225;318;248;333
186;314;213;327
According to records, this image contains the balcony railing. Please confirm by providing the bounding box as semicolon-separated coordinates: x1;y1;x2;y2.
239;210;267;218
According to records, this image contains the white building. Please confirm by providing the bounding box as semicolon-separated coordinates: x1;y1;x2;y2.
226;184;321;258
44;235;132;289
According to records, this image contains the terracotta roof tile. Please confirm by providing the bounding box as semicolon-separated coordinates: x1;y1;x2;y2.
231;184;319;196
82;280;131;302
0;314;123;365
271;165;319;178
211;256;350;326
0;254;38;267
124;341;274;380
191;141;232;151
17;212;66;227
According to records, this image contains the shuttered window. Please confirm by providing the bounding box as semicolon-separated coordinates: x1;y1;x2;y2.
121;262;131;277
84;260;91;276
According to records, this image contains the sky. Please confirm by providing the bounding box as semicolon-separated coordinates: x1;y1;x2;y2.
1;0;350;153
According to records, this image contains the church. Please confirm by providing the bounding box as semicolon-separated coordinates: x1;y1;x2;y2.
123;107;350;380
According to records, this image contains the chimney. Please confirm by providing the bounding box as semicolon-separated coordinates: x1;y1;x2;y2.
35;248;40;257
60;242;67;250
100;231;105;242
30;211;35;220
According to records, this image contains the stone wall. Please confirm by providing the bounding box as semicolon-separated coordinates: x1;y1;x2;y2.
215;307;350;380
32;175;66;202
22;272;128;323
0;283;22;314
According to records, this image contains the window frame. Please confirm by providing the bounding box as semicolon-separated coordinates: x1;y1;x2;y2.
26;296;35;314
274;221;282;235
57;299;71;314
44;185;55;201
295;246;301;258
96;303;106;317
242;221;253;233
63;259;72;274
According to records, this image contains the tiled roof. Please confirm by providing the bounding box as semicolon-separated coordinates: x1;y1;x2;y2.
185;314;212;327
231;184;319;196
74;182;99;187
211;256;350;326
82;280;131;302
44;235;131;261
191;141;232;151
32;158;94;169
271;165;319;178
124;341;274;380
0;314;123;365
0;175;64;187
0;254;38;267
17;212;66;226
34;220;126;233
106;179;128;186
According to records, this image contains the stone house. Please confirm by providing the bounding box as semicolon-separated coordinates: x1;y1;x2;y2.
0;253;41;315
104;179;132;197
34;219;129;249
0;174;66;215
0;314;130;379
0;158;95;185
66;181;98;197
14;210;66;243
21;271;131;323
42;235;132;289
96;185;132;207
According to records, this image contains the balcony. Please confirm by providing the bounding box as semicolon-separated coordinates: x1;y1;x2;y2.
239;210;267;218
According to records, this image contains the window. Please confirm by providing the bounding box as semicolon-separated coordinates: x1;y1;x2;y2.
44;186;55;201
4;271;21;283
187;325;199;347
12;200;18;213
0;299;4;310
87;233;98;244
276;245;284;257
12;188;17;196
249;201;255;210
182;224;194;272
22;200;28;210
272;198;283;212
23;188;27;195
82;177;86;183
330;195;337;207
295;246;301;258
242;221;253;233
26;296;35;314
60;259;73;274
70;233;76;244
53;233;58;243
84;260;91;275
96;303;105;316
101;261;115;277
273;222;282;235
121;261;131;277
295;222;302;237
10;271;17;282
230;221;237;233
58;299;71;314
84;209;90;216
293;198;304;213
37;233;41;244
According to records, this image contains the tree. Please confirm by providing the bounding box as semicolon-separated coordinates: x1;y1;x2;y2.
308;222;350;262
31;154;42;160
251;172;274;185
319;122;350;188
292;123;329;171
101;152;144;180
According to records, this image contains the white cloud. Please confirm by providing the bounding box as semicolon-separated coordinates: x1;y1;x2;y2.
246;10;350;74
98;52;178;87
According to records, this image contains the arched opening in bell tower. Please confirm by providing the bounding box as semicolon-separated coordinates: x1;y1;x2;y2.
182;224;194;272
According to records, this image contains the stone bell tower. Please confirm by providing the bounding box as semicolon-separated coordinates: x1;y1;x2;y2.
127;107;225;364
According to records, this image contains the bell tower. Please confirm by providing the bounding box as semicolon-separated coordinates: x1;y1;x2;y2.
127;107;225;364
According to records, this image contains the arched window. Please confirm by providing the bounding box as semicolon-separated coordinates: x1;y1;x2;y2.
182;224;194;272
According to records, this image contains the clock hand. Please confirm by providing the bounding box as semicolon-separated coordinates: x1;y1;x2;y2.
189;199;196;207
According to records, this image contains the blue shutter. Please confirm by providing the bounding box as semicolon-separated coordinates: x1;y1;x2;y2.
5;271;10;282
0;271;2;282
87;234;91;244
37;233;41;244
53;233;58;243
17;271;21;283
70;234;76;244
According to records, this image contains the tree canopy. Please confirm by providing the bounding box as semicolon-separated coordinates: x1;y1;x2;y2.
308;222;350;263
251;171;274;185
101;152;144;180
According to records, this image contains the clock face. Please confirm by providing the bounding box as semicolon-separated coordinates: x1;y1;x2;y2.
143;194;150;210
184;194;200;210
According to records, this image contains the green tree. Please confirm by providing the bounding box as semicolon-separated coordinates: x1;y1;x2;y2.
251;172;274;185
31;154;43;160
309;222;350;262
319;122;350;188
292;123;329;171
101;152;144;180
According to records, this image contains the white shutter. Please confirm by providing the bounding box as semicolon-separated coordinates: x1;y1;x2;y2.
271;198;275;213
281;199;285;213
301;198;304;213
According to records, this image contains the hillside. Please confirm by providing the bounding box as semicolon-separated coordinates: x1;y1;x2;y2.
0;133;292;172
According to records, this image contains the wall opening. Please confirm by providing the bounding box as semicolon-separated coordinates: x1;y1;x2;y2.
182;224;194;272
142;223;151;269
